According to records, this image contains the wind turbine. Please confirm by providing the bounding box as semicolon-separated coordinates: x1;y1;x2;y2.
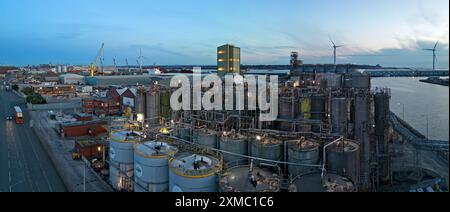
424;41;439;71
330;38;344;65
137;48;146;74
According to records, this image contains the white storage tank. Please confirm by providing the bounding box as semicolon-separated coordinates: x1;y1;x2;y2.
134;141;178;192
169;153;221;192
109;130;144;192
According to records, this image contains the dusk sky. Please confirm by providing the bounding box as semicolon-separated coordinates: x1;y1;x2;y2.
0;0;448;68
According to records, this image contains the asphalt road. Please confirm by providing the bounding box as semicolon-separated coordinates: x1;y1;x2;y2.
0;85;67;192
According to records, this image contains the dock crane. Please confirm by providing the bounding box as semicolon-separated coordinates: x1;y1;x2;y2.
125;58;131;73
90;43;105;77
113;57;118;73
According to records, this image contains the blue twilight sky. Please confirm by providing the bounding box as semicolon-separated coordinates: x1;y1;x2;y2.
0;0;448;68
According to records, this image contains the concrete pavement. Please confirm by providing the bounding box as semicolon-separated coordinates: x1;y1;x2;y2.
0;87;67;192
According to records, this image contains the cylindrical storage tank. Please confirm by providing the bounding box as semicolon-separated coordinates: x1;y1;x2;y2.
134;141;178;192
250;136;283;165
291;172;355;192
219;132;248;166
136;89;146;117
146;89;160;126
331;98;348;134
174;126;191;141
160;90;171;120
109;130;143;192
343;73;371;89
169;153;221;192
220;165;281;192
287;139;320;176
278;96;297;119
310;94;326;132
193;128;218;149
327;140;360;188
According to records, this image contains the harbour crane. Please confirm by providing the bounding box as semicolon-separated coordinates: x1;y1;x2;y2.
90;43;105;77
113;57;118;73
424;41;439;71
125;58;131;73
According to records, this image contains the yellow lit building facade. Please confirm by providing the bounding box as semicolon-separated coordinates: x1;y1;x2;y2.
217;44;241;75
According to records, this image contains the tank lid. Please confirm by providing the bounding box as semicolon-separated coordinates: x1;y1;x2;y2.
111;130;145;143
135;141;177;158
171;154;220;175
287;138;319;150
220;166;280;192
293;172;355;192
330;140;359;152
254;135;282;145
221;131;246;140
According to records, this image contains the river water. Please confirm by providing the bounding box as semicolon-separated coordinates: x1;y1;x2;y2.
372;77;449;141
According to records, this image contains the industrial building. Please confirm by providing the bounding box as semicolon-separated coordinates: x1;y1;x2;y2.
59;73;85;85
217;44;241;76
85;75;154;86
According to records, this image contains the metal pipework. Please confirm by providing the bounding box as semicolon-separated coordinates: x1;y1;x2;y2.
321;136;344;178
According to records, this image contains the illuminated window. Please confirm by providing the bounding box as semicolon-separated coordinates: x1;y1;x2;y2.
218;51;226;54
218;59;224;62
218;68;225;71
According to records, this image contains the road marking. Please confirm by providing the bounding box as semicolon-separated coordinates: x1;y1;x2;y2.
8;172;11;184
9;180;25;192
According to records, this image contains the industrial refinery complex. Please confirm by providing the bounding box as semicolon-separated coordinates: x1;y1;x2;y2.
0;43;448;193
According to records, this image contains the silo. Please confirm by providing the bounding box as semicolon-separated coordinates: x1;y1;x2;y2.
278;96;297;119
109;130;144;192
327;139;360;188
354;94;371;189
311;94;326;120
310;94;327;132
291;172;355;192
250;136;283;165
134;141;178;192
136;88;146;117
169;153;221;192
374;90;391;180
174;126;191;141
331;97;348;134
220;165;281;192
219;131;248;166
160;90;171;121
287;138;320;176
193;128;218;149
146;88;160;126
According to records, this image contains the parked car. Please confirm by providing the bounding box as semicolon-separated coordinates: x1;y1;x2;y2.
6;115;13;121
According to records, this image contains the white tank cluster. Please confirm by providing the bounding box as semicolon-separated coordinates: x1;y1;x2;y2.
169;153;221;192
109;130;145;192
134;141;178;192
220;165;281;192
